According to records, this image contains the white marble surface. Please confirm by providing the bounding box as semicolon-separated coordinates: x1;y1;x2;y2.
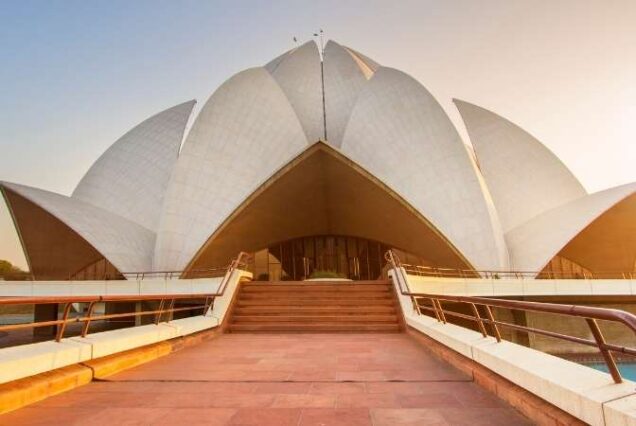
73;101;195;232
153;67;309;271
1;182;155;273
507;182;636;272
455;99;587;233
341;67;509;270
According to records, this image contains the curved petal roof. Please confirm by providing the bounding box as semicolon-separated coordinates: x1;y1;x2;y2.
264;41;323;143
6;39;632;279
323;40;374;148
153;68;309;271
340;68;509;270
73;100;195;232
506;182;636;273
2;181;155;274
455;99;586;232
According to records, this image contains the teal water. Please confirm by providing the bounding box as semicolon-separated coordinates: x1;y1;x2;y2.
587;362;636;381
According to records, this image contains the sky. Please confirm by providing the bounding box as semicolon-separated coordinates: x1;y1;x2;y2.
1;0;635;270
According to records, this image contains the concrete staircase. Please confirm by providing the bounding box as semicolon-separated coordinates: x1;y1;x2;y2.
228;280;402;333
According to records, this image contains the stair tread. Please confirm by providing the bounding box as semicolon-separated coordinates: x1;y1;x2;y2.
236;301;395;306
233;308;397;315
232;315;398;322
243;280;390;286
239;295;393;300
229;324;400;330
228;280;401;334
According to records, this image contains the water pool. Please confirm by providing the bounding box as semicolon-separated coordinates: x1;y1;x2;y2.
587;362;636;381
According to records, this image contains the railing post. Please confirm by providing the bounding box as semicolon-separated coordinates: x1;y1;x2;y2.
428;297;442;322
435;300;447;324
470;303;488;338
155;299;165;325
55;303;73;342
484;305;502;342
202;296;212;315
81;301;97;337
586;318;622;383
166;299;175;322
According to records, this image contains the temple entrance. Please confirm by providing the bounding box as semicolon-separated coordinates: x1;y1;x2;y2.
248;235;391;281
183;143;474;279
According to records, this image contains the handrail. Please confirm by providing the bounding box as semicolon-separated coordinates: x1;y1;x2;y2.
401;262;636;280
0;252;251;344
124;252;251;281
385;250;636;384
0;253;252;282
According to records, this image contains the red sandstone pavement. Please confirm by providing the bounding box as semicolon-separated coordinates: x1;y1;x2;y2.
1;333;531;425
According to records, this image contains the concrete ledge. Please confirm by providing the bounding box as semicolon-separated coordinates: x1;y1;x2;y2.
406;309;636;425
388;269;636;425
0;272;249;415
604;394;636;425
0;323;222;415
165;315;219;336
84;341;173;379
70;323;178;359
0;364;93;415
0;316;222;385
406;274;636;297
0;277;224;297
0;340;92;384
0;271;250;386
407;326;584;425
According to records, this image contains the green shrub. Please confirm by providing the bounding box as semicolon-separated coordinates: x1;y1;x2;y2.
309;270;346;279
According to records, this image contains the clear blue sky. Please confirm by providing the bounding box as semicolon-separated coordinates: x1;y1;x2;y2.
1;0;635;269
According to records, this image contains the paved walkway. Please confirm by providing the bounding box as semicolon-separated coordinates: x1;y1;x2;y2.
1;333;530;425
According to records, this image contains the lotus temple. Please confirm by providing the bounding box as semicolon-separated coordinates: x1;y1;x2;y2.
1;40;634;282
2;40;636;425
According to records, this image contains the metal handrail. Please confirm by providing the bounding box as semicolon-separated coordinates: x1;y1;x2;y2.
0;253;252;282
401;262;636;280
118;253;252;281
0;252;251;344
385;250;636;383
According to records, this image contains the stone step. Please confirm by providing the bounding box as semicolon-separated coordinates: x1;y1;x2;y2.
243;280;391;286
235;298;396;307
233;306;397;315
228;280;401;333
241;284;392;292
231;315;399;323
227;323;401;333
238;292;392;300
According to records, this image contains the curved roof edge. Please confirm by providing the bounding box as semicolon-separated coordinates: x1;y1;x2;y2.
153;66;310;271
323;40;372;148
182;141;477;274
72;100;196;232
454;99;587;233
2;181;155;274
264;41;323;143
340;67;509;270
506;182;636;273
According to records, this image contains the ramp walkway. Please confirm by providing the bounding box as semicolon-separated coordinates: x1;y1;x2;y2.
0;333;530;425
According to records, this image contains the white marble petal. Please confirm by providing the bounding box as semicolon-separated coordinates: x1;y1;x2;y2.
506;182;636;273
73;101;195;232
153;67;309;271
2;181;155;273
455;100;587;233
340;67;509;270
265;41;323;143
323;40;373;148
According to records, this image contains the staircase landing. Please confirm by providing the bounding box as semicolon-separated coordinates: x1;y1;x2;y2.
228;280;402;333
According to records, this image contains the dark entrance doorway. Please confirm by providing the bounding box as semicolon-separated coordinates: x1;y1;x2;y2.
248;235;390;281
